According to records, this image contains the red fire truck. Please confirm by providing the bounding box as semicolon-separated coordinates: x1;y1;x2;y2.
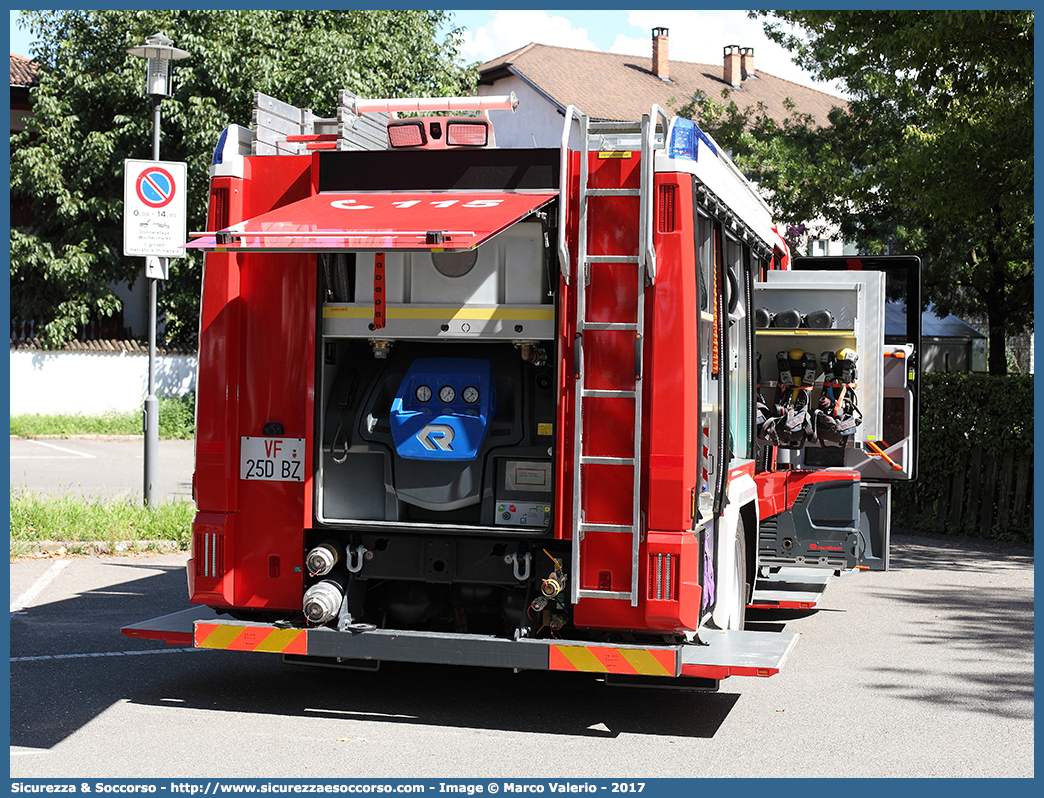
124;91;920;687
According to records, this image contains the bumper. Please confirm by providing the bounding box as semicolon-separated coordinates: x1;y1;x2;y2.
122;607;798;682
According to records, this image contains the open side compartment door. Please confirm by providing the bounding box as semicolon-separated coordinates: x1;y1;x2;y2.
760;255;921;570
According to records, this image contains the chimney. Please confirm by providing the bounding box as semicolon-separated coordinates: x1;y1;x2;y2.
652;27;669;81
723;44;742;88
741;47;755;80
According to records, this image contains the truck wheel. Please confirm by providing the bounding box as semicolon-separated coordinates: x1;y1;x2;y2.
711;517;748;631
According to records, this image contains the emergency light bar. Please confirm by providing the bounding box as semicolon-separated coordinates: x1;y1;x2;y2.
348;93;518;116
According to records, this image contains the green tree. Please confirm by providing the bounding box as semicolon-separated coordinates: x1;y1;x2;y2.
680;11;1032;374
675;94;860;254
11;10;475;348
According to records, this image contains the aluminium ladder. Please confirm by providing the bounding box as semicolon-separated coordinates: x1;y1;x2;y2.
563;107;667;606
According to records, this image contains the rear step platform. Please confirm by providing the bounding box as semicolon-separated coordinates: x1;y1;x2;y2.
122;606;216;646
122;608;798;681
749;566;838;610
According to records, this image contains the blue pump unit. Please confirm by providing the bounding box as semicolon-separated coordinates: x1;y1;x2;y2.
390;358;496;462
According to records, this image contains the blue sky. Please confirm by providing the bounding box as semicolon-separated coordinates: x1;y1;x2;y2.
9;9;843;97
9;10;30;55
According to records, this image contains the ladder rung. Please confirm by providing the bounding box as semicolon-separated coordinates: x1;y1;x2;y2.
586;255;639;264
580;523;633;534
588;121;642;133
582;389;636;398
578;589;633;598
580;456;635;466
586;188;640;197
570;107;646;610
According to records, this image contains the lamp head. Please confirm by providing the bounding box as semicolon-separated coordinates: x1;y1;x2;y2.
127;33;189;98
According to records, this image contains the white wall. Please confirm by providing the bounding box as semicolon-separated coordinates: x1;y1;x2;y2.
10;350;197;416
479;75;580;149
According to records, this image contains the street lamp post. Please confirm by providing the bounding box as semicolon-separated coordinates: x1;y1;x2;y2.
127;34;189;508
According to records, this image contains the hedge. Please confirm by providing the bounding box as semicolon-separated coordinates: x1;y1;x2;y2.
893;373;1033;543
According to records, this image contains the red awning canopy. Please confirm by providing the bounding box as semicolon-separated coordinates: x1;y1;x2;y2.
187;190;557;252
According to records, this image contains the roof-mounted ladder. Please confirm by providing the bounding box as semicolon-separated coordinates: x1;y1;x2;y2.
561;106;670;607
250;91;390;155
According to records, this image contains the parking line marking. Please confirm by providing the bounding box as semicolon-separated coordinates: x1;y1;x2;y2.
11;440;97;459
10;559;71;613
11;647;208;663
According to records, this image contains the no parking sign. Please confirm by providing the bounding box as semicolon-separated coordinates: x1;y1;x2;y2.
123;159;187;261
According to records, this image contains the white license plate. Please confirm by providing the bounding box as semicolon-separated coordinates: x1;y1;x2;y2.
240;437;306;482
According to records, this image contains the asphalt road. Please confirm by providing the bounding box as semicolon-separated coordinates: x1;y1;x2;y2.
8;535;1034;779
9;436;195;502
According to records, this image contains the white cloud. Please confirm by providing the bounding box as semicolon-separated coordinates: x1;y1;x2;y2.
615;11;789;77
458;11;598;63
611;10;730;61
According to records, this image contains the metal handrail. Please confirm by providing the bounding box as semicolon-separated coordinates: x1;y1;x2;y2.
348;93;518;116
558;105;586;285
640;105;671;284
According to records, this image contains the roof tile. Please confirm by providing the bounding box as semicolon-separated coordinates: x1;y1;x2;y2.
479;42;844;128
10;53;40;87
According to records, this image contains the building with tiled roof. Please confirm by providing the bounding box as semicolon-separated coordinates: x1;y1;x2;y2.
10;52;39;86
476;29;846;149
11;53;41;232
11;53;40;133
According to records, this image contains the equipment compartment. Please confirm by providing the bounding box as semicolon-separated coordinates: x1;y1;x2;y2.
754;271;889;470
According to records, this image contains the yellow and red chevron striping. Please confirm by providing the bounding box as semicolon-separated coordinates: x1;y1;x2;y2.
194;623;308;655
548;644;676;676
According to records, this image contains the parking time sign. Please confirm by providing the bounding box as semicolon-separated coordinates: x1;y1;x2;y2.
123;159;188;259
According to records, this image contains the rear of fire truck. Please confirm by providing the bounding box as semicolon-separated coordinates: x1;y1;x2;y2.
124;91;914;684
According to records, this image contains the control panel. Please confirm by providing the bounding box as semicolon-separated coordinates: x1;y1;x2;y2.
495;501;551;527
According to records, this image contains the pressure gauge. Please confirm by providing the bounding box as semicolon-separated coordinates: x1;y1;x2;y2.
415;385;432;403
439;385;456;404
462;386;479;404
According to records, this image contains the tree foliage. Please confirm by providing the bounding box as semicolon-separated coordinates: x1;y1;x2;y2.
11;10;476;347
679;10;1033;374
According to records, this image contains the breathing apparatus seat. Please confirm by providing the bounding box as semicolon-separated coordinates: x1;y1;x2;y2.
815;348;861;447
757;349;819;449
